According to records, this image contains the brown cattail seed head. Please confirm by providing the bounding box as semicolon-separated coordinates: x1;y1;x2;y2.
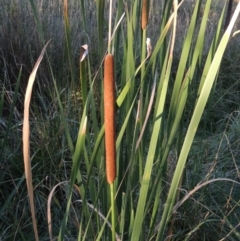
104;54;116;184
141;0;148;30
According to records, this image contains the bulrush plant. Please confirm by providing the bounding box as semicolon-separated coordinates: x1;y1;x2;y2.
104;52;117;241
103;1;117;240
2;0;240;240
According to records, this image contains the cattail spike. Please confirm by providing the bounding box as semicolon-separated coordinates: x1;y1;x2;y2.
142;0;148;30
104;54;116;184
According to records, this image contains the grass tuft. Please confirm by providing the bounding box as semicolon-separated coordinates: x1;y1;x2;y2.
1;0;240;240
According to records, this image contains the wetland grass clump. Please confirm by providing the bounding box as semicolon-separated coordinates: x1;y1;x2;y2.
1;0;240;240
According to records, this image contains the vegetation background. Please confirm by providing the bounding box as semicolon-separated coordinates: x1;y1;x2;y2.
1;0;240;240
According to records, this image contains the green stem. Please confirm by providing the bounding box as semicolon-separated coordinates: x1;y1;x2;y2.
110;183;116;241
108;0;113;54
80;60;87;108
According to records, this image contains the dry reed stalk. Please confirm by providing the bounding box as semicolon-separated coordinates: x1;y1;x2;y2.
63;0;68;20
141;0;148;30
104;54;116;184
22;40;50;241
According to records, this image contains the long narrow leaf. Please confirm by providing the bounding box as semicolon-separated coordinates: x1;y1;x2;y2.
156;3;240;240
22;40;51;241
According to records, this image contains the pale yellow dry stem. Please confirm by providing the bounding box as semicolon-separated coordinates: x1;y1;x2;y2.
47;181;68;241
108;0;113;53
63;0;68;20
74;201;121;240
81;116;88;134
22;40;51;241
165;2;178;239
135;74;156;151
154;178;240;233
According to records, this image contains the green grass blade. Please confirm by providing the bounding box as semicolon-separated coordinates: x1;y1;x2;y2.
0;85;5;118
58;116;90;239
28;0;45;43
168;0;202;130
96;0;105;61
63;0;75;89
156;3;240;240
0;67;22;160
80;57;87;108
131;55;173;241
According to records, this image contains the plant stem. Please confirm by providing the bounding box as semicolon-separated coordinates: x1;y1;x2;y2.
110;183;116;241
108;0;113;54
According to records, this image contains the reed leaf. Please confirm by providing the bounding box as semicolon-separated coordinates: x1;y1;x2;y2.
156;2;240;240
22;40;51;241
